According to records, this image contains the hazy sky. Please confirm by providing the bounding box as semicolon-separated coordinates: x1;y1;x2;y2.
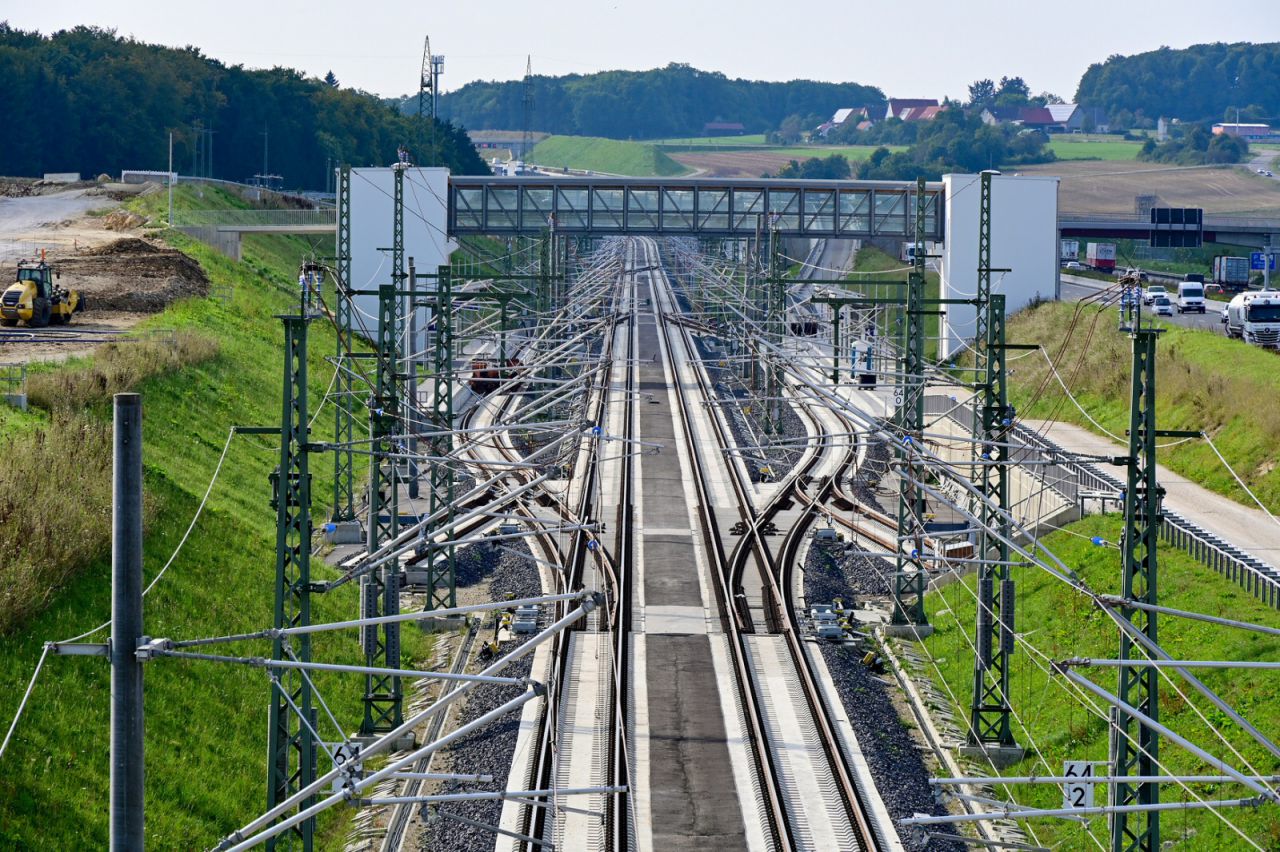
7;1;1279;101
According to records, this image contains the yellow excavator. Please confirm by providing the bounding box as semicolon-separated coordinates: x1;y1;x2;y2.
0;252;84;327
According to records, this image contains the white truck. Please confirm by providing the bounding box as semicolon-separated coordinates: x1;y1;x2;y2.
1225;291;1280;347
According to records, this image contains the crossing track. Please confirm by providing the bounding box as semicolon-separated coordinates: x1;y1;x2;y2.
378;621;479;852
647;237;882;851
377;243;627;851
419;236;895;851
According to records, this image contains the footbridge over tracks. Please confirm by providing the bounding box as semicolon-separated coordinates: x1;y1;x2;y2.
173;174;946;248
447;175;944;239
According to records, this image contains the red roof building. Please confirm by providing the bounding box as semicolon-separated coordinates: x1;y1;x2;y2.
885;98;940;120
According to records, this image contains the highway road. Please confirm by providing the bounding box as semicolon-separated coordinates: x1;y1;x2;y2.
1059;272;1226;332
1244;148;1279;182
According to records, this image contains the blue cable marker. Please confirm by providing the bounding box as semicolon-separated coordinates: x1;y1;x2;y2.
1091;536;1105;547
587;539;598;551
591;425;603;437
910;548;919;559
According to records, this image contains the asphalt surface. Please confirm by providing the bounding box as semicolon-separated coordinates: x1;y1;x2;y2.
0;189;106;262
1059;272;1226;332
1244;149;1279;183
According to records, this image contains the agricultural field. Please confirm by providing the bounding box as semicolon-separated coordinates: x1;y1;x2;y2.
1047;134;1142;160
526;135;689;177
1016;159;1280;214
523;133;901;178
667;144;902;178
644;133;769;146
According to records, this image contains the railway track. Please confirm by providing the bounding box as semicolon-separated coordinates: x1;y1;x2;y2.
378;621;479;852
374;243;626;851
405;236;901;851
648;238;884;851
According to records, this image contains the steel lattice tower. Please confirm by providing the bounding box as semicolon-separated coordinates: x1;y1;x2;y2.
890;177;930;627
332;165;356;523
968;170;1018;749
1113;327;1162;852
266;313;316;851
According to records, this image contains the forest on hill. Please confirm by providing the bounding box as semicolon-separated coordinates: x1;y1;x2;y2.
1076;42;1280;127
438;62;885;139
0;24;488;187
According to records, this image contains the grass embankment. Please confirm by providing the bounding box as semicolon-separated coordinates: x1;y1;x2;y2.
1;332;218;633
645;133;770;146
0;186;425;849
1109;240;1261;281
849;245;942;360
923;513;1280;850
1005;300;1280;513
527;134;689;176
658;140;903;160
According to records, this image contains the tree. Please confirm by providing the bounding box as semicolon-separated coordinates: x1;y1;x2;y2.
0;26;489;184
1038;91;1065;105
777;113;806;144
772;153;851;180
323;70;339;87
436;64;886;138
1076;43;1280;122
968;78;996;109
997;76;1031;99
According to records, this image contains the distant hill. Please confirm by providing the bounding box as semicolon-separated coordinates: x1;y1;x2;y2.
0;24;488;186
1075;42;1280;125
436;63;885;139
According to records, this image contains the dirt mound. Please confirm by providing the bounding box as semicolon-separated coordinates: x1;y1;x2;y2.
103;210;146;231
55;238;209;313
86;237;160;256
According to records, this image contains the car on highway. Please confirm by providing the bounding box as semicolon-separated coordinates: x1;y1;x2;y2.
1176;281;1207;314
1259;168;1268;174
1152;295;1173;317
1064;261;1083;271
1142;284;1167;305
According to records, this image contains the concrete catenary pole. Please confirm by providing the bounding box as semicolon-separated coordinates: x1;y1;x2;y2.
111;393;145;851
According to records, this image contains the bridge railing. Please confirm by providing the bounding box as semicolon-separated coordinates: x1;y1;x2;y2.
923;395;1280;607
1061;211;1277;228
171;209;336;228
1010;422;1280;608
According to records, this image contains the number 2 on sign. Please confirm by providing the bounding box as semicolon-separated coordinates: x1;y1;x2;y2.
1063;760;1095;809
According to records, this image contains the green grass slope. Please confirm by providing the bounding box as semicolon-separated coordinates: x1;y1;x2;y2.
527;134;689;176
1005;300;1280;513
1048;135;1142;161
849;246;941;360
923;514;1280;849
0;187;422;849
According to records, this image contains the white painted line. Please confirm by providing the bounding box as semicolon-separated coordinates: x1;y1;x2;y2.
631;635;655;852
708;634;774;852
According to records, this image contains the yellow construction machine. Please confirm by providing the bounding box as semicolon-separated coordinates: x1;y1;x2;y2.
0;253;84;327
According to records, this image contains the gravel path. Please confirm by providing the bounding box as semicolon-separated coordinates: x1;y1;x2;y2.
804;544;960;851
419;538;543;852
845;437;892;515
